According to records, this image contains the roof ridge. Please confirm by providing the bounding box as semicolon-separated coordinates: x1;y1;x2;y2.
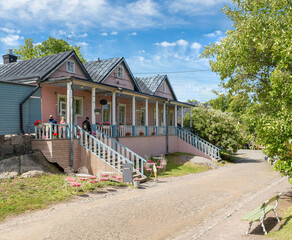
1;50;74;66
85;56;122;64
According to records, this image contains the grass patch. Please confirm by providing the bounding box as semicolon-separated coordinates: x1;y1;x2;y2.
0;174;126;221
268;205;292;240
157;152;209;178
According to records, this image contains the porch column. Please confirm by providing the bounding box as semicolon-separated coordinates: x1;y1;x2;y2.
91;87;96;124
132;96;136;136
67;82;72;124
112;91;116;125
145;98;148;136
163;102;166;127
174;105;177;127
181;106;184;127
155;101;159;126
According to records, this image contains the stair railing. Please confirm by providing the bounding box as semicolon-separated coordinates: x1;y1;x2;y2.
177;127;221;160
92;125;146;176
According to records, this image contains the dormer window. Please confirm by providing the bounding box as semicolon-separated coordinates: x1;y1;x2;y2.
117;66;124;79
67;60;75;73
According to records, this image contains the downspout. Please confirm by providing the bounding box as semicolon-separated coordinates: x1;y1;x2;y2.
19;81;41;134
70;80;74;168
166;101;169;153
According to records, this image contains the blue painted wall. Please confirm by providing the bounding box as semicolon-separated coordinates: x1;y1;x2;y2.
0;82;41;135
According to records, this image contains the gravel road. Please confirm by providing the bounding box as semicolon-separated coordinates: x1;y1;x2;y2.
0;150;290;240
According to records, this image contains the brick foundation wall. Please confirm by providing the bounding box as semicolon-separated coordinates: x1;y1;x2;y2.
31;139;80;170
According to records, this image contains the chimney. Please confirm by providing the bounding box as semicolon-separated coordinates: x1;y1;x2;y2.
2;49;17;64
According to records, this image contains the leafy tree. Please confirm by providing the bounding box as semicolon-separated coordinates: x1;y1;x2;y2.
13;37;86;63
184;105;243;153
201;0;292;181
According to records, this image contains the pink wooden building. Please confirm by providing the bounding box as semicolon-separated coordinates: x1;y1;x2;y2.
0;50;220;179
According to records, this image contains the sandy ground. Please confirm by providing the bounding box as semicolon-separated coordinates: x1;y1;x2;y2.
0;150;291;240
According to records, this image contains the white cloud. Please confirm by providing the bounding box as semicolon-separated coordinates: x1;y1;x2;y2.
204;30;222;37
33;42;42;46
154;39;189;47
78;33;88;38
101;32;108;36
128;32;137;36
191;42;202;49
59;30;66;35
110;31;118;35
176;39;188;46
0;28;20;34
0;34;24;46
138;49;145;54
77;41;88;46
0;0;167;30
168;0;230;15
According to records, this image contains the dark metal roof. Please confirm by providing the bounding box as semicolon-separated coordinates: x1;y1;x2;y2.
135;75;166;95
0;51;74;82
83;57;123;83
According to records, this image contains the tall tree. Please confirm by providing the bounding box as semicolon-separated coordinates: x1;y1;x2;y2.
13;37;86;63
201;0;292;181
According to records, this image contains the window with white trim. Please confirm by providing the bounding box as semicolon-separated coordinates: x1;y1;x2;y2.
162;82;166;93
117;65;124;79
119;104;126;125
67;60;75;73
140;107;145;126
169;110;174;126
57;94;83;118
102;103;111;122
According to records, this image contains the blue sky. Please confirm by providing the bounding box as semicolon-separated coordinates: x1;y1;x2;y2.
0;0;233;102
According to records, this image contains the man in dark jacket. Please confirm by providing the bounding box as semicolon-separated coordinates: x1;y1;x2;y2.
82;117;92;134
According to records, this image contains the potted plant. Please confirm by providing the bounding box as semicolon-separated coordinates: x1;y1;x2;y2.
34;120;42;128
151;131;156;136
139;131;144;136
133;177;140;188
94;108;101;115
53;133;58;139
125;132;131;137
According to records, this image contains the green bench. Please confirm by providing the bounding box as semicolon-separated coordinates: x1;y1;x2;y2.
241;192;282;235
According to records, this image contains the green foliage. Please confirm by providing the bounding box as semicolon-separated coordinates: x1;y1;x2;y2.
0;174;126;221
13;37;86;63
201;0;292;180
185;105;243;153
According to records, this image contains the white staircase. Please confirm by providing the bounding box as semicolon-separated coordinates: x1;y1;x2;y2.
177;127;221;161
75;125;147;179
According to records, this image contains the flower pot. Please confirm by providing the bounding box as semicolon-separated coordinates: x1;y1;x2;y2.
133;179;140;188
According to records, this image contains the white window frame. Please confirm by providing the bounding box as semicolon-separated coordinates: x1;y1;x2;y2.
117;65;124;79
169;110;174;126
140;107;145;126
118;104;126;125
57;94;83;117
67;60;75;73
102;103;111;123
162;81;166;93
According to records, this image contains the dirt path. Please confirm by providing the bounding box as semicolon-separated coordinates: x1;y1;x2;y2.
0;150;290;240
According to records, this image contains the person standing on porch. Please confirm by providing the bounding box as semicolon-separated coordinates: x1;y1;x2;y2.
60;116;66;124
48;115;57;124
82;117;92;134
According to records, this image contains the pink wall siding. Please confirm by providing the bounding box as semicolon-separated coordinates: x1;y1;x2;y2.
50;56;87;79
119;135;178;156
41;85;91;126
177;138;213;160
103;62;135;90
155;80;174;100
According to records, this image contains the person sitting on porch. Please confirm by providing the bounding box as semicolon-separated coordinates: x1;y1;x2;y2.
60;116;66;124
48;115;57;124
82;117;92;134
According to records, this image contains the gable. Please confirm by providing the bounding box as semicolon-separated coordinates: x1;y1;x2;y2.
49;56;88;80
103;62;135;90
155;79;175;100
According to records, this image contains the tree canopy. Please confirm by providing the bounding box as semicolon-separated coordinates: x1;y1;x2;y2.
201;0;292;181
13;37;86;63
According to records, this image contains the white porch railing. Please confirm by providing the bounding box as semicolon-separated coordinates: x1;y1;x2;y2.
78;125;146;177
34;123;70;140
177;127;221;160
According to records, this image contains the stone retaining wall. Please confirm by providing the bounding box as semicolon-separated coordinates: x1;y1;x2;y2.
0;135;33;159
